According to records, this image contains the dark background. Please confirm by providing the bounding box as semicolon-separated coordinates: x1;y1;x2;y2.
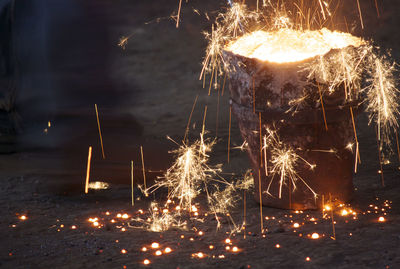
0;0;400;268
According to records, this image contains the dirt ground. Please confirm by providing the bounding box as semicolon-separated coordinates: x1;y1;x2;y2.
1;0;400;268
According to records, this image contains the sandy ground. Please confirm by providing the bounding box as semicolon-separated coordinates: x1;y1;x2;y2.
1;0;400;268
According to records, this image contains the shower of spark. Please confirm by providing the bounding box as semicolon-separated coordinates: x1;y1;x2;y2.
130;202;187;232
263;128;317;199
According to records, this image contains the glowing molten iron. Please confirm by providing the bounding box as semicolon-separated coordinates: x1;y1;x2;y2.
226;28;364;63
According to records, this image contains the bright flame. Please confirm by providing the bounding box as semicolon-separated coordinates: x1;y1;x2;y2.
226;28;364;63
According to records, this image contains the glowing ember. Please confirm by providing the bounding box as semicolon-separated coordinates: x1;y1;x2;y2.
164;247;172;253
143;259;150;265
306;257;311;261
121;249;127;254
311;233;320;239
151;242;160;249
71;225;77;229
232;246;239;252
19;215;27;220
293;223;300;228
155;250;162;256
225;238;231;244
142;247;147;252
378;216;385;222
193;252;205;258
121;213;129;219
226;28;364;63
88;181;109;190
275;244;280;248
341;209;349;216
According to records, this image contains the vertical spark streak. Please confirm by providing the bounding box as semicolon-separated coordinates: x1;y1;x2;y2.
318;0;326;20
375;127;385;187
228;105;232;163
243;189;246;239
396;130;400;165
253;77;256;113
374;0;380;17
259;112;263;168
202;105;208;137
356;0;364;29
350;107;361;170
95;104;105;159
263;135;268;176
85;146;93;194
329;194;336;240
216;89;221;137
258;169;263;235
131;161;135;206
140;146;148;195
221;72;227;96
184;95;199;142
176;0;183;28
317;83;328;131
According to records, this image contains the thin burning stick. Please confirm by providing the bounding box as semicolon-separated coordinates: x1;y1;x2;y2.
228;104;232;163
318;0;327;20
85;146;93;194
140;146;148;196
131;161;135;206
350;107;361;169
375;128;385;187
329;193;336;240
317;83;328;131
184;95;199;142
356;0;364;29
95;104;105;159
208;66;215;96
176;0;183;28
396;130;400;164
258;169;263;235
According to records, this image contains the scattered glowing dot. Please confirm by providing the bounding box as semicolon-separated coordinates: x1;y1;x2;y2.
293;223;300;228
193;252;204;258
164;247;172;253
176;206;181;210
163;209;169;213
306;257;311;261
341;209;349;216
155;250;162;256
117;213;122;218
324;205;331;211
60;224;64;228
105;211;110;215
198;231;204;236
71;225;77;229
225;246;230;250
180;235;184;239
122;213;129;219
142;247;147;252
121;249;127;254
378;216;385;222
111;219;116;223
191;205;198;212
138;209;144;214
143;259;150;265
275;244;280;248
218;255;225;259
93;222;99;227
232;246;239;252
190;238;194;241
121;228;126;232
19;215;27;220
151;242;160;249
311;233;320;239
209;245;214;249
225;238;231;244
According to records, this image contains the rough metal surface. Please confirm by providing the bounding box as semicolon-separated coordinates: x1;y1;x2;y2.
224;48;362;210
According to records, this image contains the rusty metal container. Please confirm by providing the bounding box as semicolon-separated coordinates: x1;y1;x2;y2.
223;48;361;210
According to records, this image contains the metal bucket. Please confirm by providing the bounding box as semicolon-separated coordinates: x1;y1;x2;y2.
224;48;361;210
